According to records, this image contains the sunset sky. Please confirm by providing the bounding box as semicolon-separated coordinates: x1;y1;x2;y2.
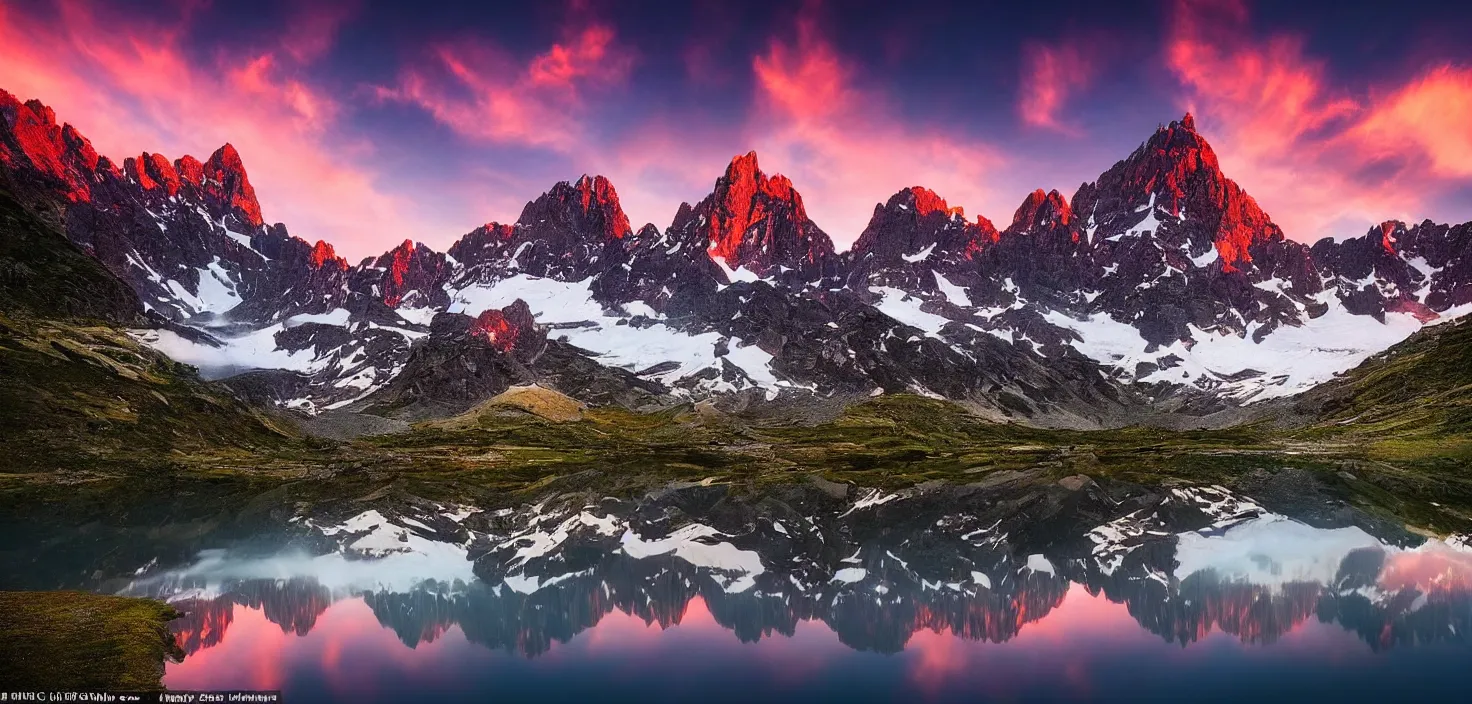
2;0;1469;259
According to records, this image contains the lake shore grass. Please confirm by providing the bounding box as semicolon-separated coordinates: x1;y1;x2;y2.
0;591;182;690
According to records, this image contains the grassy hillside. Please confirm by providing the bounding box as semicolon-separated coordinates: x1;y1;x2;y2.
0;314;298;472
347;393;1280;502
0;183;297;474
1285;315;1472;462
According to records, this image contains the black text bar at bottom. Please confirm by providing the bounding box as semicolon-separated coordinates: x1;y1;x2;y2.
2;692;283;703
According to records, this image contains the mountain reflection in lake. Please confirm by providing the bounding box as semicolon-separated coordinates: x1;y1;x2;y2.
101;481;1472;703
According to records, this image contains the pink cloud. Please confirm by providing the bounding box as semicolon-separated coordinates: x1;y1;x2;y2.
0;0;436;259
1351;64;1472;180
1166;0;1472;241
376;24;634;152
1018;43;1094;134
742;12;1008;246
378;7;1012;249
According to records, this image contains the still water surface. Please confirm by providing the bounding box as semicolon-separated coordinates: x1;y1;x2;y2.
98;488;1472;703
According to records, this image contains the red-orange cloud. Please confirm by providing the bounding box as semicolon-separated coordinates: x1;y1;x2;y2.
1019;43;1094;134
1352;64;1472;180
1167;0;1472;241
376;24;634;151
0;0;434;260
743;12;1007;246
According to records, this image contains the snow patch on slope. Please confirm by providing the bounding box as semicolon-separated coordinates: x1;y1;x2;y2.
871;286;950;335
450;274;784;395
1044;292;1430;401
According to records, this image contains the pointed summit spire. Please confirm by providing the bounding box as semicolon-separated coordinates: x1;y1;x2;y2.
850;186;998;269
1010;189;1072;232
203;143;263;227
667;151;835;280
570;174;632;238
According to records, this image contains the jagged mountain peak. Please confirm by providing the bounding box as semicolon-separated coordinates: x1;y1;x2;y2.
1071;110;1285;274
441;175;640;281
368;238;453;308
175;154;204;185
903;186;966;219
710;150;811;247
678;150;836;279
8;87;1472;417
1377;220;1405;254
389;238;418;256
309;240;347;270
850;186;999;266
201;142;263;227
519;174;633;241
572;174;632;238
124;152;183;196
1009;188;1073;233
0;91;101;202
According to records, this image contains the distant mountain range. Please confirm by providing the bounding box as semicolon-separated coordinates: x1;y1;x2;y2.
4;89;1470;426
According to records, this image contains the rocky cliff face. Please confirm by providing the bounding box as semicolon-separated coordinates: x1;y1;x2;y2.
4;89;1468;418
1069;114;1322;347
674;152;839;283
845;186;999;292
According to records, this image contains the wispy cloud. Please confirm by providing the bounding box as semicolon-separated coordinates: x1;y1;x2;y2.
1018;43;1095;135
374;24;634;151
742;11;1007;245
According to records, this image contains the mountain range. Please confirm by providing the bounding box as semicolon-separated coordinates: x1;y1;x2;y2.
4;89;1470;428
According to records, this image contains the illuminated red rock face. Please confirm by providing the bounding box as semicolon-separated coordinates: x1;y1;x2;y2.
467;299;537;353
1010;189;1073;232
384;239;415;306
1379;220;1400;255
574;174;632;239
175;154;205;187
125;152;184;196
309;240;346;270
0;91;98;202
908;186;964;219
679;151;836;279
707;151;801;261
470;309;521;351
203;143;264;227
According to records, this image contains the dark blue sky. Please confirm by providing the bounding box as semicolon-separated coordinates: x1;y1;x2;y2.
3;0;1469;257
